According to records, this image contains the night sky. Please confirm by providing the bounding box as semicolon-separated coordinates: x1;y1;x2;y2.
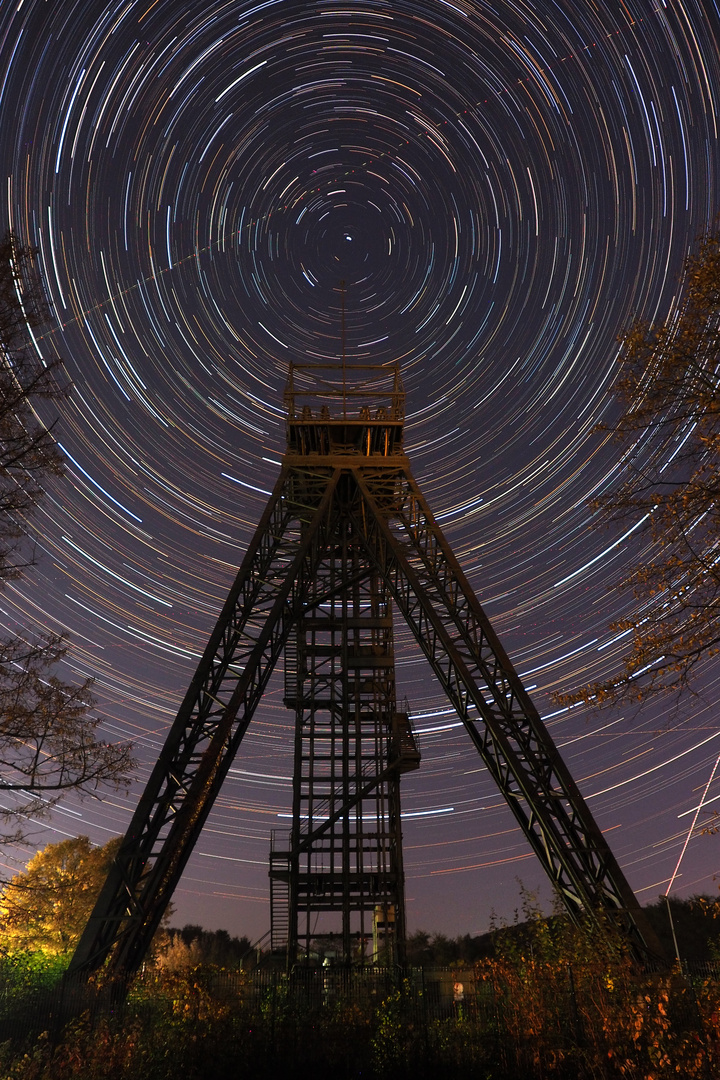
1;0;719;943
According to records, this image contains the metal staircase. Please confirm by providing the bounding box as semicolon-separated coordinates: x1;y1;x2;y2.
269;833;291;957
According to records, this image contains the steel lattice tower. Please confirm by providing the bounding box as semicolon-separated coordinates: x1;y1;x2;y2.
270;379;419;964
68;361;663;982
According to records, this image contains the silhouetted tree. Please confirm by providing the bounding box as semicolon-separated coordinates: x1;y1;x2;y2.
405;930;434;965
643;894;720;962
405;929;493;966
156;924;254;969
0;231;132;847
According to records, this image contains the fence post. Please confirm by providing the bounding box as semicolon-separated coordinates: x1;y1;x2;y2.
271;970;277;1054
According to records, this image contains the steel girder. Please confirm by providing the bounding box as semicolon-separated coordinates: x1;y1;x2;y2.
280;496;408;965
68;451;664;982
350;463;664;961
68;466;342;980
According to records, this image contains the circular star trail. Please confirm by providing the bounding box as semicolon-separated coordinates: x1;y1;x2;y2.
0;0;719;938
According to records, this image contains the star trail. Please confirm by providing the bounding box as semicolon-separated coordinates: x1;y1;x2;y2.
0;0;719;940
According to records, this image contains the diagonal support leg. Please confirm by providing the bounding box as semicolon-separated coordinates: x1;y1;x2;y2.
67;467;341;980
353;465;665;962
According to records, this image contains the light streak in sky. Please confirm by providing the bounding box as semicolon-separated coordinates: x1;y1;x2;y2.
666;753;720;895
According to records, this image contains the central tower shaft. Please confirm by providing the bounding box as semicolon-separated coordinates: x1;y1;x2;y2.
270;363;419;965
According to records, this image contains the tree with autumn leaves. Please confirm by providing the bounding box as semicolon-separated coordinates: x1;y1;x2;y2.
0;835;121;954
559;227;720;707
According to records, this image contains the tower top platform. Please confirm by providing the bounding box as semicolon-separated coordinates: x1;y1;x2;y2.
284;361;404;456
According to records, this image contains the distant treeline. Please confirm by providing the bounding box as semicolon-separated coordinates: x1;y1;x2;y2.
406;895;720;966
156;894;719;970
156;925;254;968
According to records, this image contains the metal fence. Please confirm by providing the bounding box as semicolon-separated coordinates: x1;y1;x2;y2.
1;959;719;1076
0;963;504;1042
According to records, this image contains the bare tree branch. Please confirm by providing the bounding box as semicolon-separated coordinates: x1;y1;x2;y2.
0;232;133;849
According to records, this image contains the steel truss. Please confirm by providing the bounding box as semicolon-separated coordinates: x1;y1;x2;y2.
68;368;663;982
271;476;416;966
69;466;342;978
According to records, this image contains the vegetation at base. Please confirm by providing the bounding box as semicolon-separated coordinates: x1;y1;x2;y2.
1;896;719;1079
